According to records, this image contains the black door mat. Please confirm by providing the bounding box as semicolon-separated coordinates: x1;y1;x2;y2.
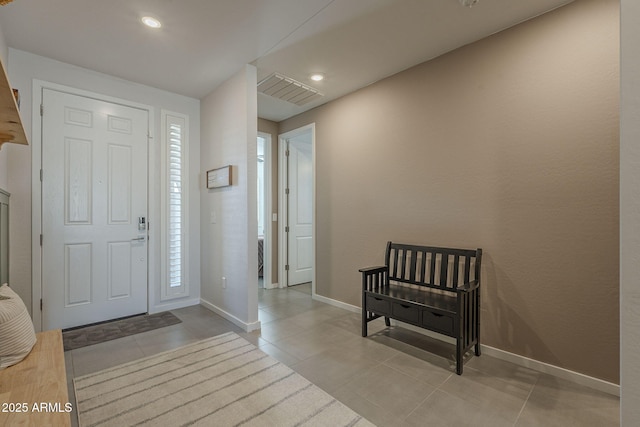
62;311;182;351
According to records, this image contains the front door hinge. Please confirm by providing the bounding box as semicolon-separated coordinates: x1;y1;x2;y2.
40;104;44;116
285;149;290;157
40;169;43;182
285;226;289;233
40;299;43;311
285;265;289;271
40;234;43;246
285;188;290;195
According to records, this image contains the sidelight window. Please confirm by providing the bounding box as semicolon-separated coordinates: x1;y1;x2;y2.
161;111;189;300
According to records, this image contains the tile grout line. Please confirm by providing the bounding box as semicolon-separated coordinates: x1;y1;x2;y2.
328;360;393;422
512;372;540;426
373;358;448;423
401;386;439;423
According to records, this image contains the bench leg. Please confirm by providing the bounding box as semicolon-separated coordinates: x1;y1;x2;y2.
362;310;368;337
385;317;391;327
456;338;464;375
475;342;481;357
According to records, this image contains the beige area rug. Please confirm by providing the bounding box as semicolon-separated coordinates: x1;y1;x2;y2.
74;332;374;427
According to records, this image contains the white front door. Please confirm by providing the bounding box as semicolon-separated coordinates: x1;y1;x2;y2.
286;133;313;286
42;88;149;330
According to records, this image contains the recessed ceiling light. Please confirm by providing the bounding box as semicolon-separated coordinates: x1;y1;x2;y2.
142;16;162;29
310;74;324;82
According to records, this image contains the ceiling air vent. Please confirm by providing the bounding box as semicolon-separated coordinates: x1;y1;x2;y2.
257;73;323;106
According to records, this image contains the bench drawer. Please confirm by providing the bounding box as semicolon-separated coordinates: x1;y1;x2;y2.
392;302;421;324
366;294;390;315
422;310;454;335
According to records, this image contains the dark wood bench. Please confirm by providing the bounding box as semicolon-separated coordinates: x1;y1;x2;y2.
360;242;482;375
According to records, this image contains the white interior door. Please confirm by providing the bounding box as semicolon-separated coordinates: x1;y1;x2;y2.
287;134;313;286
42;88;149;330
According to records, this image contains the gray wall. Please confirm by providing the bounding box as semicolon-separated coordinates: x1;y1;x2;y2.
280;0;619;383
200;65;259;329
621;0;640;422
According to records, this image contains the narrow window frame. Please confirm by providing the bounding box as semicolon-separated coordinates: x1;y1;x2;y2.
160;110;189;300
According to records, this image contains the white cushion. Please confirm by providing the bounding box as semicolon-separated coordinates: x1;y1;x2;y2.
0;283;37;370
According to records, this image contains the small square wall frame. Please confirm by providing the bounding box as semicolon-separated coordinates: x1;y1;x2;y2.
207;165;232;189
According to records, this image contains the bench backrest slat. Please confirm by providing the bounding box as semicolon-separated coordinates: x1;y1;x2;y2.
429;251;437;284
392;245;399;279
385;242;481;291
409;250;417;282
453;254;460;286
440;253;448;287
464;256;471;284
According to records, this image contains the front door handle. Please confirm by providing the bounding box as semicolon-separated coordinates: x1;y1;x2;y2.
131;236;146;242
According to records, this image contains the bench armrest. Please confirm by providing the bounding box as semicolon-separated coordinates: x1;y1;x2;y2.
457;279;479;292
360;266;387;292
359;266;387;274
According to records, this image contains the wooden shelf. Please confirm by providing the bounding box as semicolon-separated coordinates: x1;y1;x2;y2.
0;56;28;148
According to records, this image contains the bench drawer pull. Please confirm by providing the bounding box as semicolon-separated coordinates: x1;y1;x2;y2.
422;311;454;335
392;302;420;324
366;295;390;315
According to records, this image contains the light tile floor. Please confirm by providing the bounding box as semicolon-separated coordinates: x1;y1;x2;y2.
65;283;620;426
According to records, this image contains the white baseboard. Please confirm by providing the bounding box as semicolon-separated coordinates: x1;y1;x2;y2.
264;282;279;290
200;298;261;332
480;344;620;397
312;293;361;313
316;294;620;397
149;297;200;314
391;320;619;396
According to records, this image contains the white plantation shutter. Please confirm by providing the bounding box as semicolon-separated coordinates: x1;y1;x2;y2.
162;112;188;300
169;123;182;287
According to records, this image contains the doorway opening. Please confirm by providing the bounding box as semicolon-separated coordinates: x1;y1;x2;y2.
278;124;315;293
258;132;273;289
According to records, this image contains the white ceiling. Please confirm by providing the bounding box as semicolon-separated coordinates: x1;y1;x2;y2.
0;0;574;122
